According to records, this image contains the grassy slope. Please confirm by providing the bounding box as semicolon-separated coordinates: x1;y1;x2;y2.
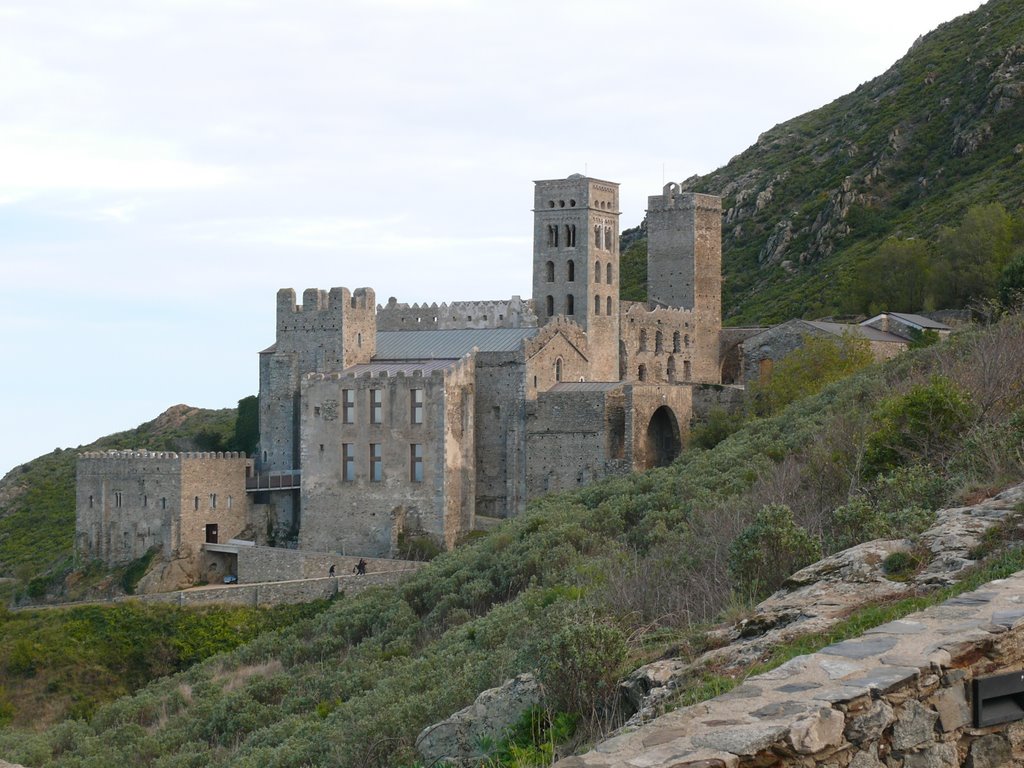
3;316;1022;767
620;0;1024;323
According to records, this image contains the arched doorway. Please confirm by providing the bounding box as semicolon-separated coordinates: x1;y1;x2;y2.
643;406;681;469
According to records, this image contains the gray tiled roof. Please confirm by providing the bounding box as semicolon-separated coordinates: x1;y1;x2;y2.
804;321;907;344
375;328;538;359
884;312;952;330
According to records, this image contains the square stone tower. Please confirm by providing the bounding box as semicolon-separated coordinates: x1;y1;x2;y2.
532;174;620;381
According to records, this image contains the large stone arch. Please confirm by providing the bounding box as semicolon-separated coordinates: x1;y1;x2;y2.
641;405;682;469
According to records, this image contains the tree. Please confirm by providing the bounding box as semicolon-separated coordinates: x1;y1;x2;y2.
750;332;874;416
931;203;1016;307
846;238;932;315
231;395;259;456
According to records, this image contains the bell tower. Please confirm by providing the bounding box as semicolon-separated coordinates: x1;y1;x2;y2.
532;173;620;381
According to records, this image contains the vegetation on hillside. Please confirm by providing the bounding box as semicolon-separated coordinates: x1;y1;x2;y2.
618;0;1024;323
3;313;1022;767
0;600;326;729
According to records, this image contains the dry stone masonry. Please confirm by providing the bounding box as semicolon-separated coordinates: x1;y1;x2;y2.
555;482;1024;768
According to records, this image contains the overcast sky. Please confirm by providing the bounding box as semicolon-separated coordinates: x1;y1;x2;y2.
0;0;984;474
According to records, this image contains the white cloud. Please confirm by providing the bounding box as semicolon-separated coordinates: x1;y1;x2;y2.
0;129;236;196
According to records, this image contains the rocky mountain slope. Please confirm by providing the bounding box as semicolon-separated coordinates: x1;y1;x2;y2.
633;0;1024;323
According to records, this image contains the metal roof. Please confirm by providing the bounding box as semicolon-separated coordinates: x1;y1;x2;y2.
375;328;538;359
804;320;907;344
549;382;624;392
343;360;458;376
880;312;952;330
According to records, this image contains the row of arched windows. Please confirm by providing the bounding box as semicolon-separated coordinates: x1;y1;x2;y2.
544;295;575;316
594;225;614;251
637;357;692;383
593;295;612;316
546;224;577;248
637;330;690;353
544;259;576;282
594;260;613;284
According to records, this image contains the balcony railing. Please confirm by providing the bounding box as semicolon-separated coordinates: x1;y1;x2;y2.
246;470;301;492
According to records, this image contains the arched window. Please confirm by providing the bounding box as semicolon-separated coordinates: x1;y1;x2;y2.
667;356;676;383
684;360;692;380
594;260;601;283
546;295;554;316
639;329;648;352
684;334;690;348
594;225;601;248
673;331;681;353
566;224;576;247
545;261;554;282
547;224;559;247
606;296;612;315
655;331;664;354
638;364;647;382
555;357;563;382
566;294;574;315
605;226;612;250
567;260;575;281
606;263;612;283
594;295;601;315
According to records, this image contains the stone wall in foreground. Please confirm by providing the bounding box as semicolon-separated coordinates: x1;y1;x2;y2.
556;570;1024;768
122;567;422;609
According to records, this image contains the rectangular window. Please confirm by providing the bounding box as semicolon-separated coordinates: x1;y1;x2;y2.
114;491;122;508
369;443;382;482
210;493;217;509
342;389;355;423
342;443;355;482
410;443;423;482
411;388;423;424
370;389;382;424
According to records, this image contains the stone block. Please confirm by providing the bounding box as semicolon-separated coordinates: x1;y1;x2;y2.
903;742;957;768
891;700;938;751
788;707;845;754
845;700;895;744
966;734;1012;768
928;686;969;732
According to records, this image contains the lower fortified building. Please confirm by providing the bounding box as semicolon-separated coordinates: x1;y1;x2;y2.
76;175;734;583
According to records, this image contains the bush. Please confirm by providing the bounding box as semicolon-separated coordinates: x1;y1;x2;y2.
863;376;976;476
728;504;821;598
750;333;874;416
689;408;745;450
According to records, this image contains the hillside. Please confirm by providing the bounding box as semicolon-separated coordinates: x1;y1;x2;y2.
0;403;249;587
622;0;1024;323
2;314;1022;767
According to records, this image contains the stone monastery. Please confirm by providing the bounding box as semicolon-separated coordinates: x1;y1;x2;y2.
76;174;738;586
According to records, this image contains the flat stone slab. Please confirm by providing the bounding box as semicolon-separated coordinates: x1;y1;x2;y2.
864;620;927;635
840;666;919;694
820;636;899;659
690;723;789;755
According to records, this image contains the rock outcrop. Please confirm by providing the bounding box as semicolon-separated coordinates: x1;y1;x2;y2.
415;673;543;767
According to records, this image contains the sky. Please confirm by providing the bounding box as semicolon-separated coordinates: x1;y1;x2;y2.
0;0;985;475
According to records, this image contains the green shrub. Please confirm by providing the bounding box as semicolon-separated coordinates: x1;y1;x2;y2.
728;504;821;599
750;333;874;416
863;376;977;476
689;408;745;450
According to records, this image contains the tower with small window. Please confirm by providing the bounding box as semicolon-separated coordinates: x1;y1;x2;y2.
532;174;621;380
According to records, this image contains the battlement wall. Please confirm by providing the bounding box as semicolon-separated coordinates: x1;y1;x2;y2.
376;296;537;331
647;184;721;213
79;450;248;461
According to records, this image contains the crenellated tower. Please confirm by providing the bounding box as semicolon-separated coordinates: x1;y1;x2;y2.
531;174;620;381
257;286;376;535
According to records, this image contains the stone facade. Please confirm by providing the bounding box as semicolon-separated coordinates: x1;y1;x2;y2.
76;173;730;579
298;356;476;556
76;450;250;585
